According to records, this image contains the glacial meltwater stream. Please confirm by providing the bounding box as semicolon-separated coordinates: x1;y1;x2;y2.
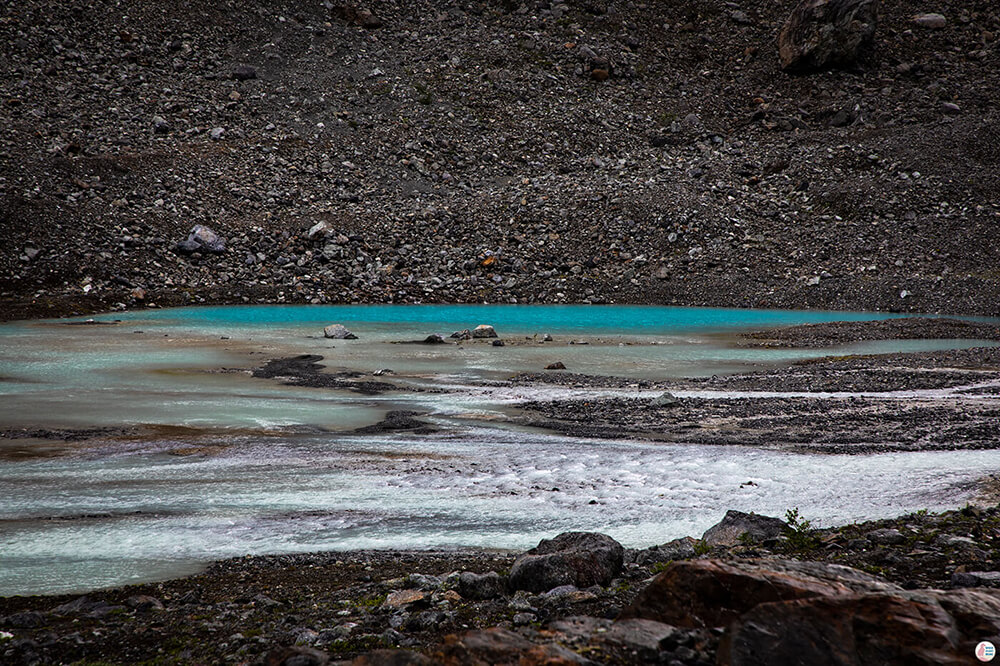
2;305;999;596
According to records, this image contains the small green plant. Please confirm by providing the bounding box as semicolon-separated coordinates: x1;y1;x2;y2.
782;507;821;552
693;539;712;556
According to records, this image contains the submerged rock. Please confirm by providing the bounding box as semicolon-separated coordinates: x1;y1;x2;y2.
509;532;624;592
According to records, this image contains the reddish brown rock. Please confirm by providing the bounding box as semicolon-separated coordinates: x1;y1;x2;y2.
620;559;897;628
718;592;968;665
433;627;589;665
778;0;878;71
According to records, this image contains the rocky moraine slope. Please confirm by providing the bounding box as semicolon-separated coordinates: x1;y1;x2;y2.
1;0;999;320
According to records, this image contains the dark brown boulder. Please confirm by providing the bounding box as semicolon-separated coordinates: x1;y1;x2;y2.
509;532;624;593
433;627;590;665
718;591;977;666
778;0;878;71
620;559;897;628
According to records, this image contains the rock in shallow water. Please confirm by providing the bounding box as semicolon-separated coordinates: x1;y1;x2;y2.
323;324;358;339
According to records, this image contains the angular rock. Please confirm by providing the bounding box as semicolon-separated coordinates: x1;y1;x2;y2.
450;329;472;340
545;362;567;370
867;527;906;545
351;650;432;665
913;13;947;29
433;627;590;665
174;224;226;254
621;559;899;628
383;589;428;609
509;532;624;593
125;595;164;612
778;0;878;71
421;334;446;344
458;571;505;600
718;591;974;666
635;536;698;565
307;220;333;239
232;65;257;81
265;645;330;666
951;571;1000;589
701;510;787;546
471;324;498;338
323;324;358;339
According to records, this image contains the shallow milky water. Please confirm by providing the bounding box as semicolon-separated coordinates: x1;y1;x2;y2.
1;304;998;596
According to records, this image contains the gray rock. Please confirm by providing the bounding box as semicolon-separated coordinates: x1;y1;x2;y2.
174;224;226;254
406;573;442;590
512;612;537;626
951;571;1000;588
636;536;699;565
264;645;329;666
913;13;947;29
867;528;906;545
232;65;257;80
650;392;680;408
778;0;878;71
491;339;505;347
458;571;504;600
604;618;680;660
323;324;358;339
450;329;472;340
152;115;170;134
509;532;624;593
209;127;226;140
125;595;164;612
421;334;446;344
701;510;787;546
472;324;497;338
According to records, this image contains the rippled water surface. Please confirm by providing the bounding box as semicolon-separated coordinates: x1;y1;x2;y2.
1;305;997;595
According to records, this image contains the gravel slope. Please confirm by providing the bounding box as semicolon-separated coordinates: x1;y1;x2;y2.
1;0;999;320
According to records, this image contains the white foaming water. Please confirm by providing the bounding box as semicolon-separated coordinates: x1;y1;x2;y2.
2;305;999;595
0;427;994;596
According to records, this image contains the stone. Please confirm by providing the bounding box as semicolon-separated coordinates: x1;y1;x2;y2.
351;650;432;665
174;224;226;254
941;102;962;115
635;536;699;565
458;571;505;600
867;527;906;545
951;571;1000;588
913;13;947;29
604;619;680;660
472;324;498;338
421;334;446;344
718;590;992;666
491;339;504;347
307;220;332;239
265;645;330;666
450;329;472;340
125;595;164;612
778;0;878;71
210;127;226;140
152;115;170;134
650;392;679;408
383;589;428;609
232;65;257;80
701;510;787;546
509;532;625;593
545;362;567;370
433;627;590;665
1;612;45;628
406;573;442;590
621;559;899;628
130;287;146;300
323;324;358;339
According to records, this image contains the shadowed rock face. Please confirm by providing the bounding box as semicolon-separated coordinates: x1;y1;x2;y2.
509;532;624;593
718;589;1000;666
620;559;899;628
701;510;787;546
778;0;878;71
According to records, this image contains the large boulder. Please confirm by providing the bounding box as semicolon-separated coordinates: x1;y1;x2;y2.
174;224;226;254
458;571;505;600
701;509;787;546
323;324;358;339
719;588;1000;666
471;324;498;338
620;559;899;628
778;0;878;71
509;532;624;593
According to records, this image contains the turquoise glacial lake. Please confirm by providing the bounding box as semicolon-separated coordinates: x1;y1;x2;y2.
1;304;998;595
